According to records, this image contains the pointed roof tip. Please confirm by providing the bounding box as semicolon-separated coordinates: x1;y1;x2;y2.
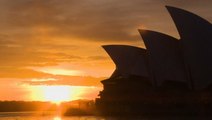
165;5;173;9
165;4;211;28
102;45;117;51
102;45;147;54
138;29;145;34
139;30;179;45
165;5;191;15
102;45;107;48
102;45;116;51
138;29;145;32
165;5;210;20
101;45;107;50
165;5;180;11
139;29;174;38
138;29;157;33
102;44;125;48
165;6;186;16
138;29;152;35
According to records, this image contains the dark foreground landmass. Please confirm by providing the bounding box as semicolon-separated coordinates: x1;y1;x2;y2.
0;100;96;116
0;101;57;112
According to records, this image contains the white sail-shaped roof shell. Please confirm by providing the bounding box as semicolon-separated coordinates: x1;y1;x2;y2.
103;45;149;78
139;30;187;85
166;6;212;89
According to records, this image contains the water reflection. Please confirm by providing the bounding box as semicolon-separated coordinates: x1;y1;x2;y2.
0;112;203;120
0;115;206;120
52;116;107;120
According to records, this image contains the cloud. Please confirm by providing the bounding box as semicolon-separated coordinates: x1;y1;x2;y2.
0;0;212;79
0;0;212;101
0;0;160;42
0;67;52;78
1;0;212;41
86;55;110;61
22;75;105;87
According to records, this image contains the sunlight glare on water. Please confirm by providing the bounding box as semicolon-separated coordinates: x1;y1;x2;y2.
0;112;203;120
0;116;107;120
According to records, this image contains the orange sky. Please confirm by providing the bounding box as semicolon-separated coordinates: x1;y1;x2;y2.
0;0;212;102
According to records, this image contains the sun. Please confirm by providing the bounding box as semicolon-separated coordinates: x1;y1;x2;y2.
43;86;72;105
28;85;96;103
53;116;61;120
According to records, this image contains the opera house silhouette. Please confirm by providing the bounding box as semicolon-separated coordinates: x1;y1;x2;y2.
96;6;212;116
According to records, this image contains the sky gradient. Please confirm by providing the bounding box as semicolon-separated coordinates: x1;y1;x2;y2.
0;0;212;101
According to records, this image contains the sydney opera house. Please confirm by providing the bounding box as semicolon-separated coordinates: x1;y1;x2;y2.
96;6;212;116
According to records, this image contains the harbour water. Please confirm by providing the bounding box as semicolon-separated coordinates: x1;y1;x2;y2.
0;112;210;120
0;112;106;120
0;116;105;120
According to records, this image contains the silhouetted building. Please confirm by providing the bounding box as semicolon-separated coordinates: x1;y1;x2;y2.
166;6;212;89
102;45;150;78
139;30;189;89
96;45;153;115
96;6;212;116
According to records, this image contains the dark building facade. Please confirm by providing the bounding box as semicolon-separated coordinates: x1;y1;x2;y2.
96;45;152;115
96;6;212;116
